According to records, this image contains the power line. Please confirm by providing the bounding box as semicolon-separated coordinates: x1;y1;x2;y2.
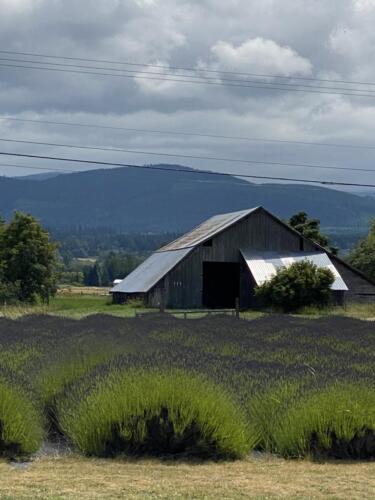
2;115;375;151
1;48;375;89
2;56;375;95
0;150;375;188
2;62;375;99
0;162;74;173
1;136;375;174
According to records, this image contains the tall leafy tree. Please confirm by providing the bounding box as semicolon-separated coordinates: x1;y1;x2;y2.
289;212;338;254
348;219;375;281
1;212;58;303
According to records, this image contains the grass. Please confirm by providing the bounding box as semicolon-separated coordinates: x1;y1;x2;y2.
0;292;374;320
2;455;375;499
0;296;142;319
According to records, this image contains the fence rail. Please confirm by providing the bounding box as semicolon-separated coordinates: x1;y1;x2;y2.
135;308;239;319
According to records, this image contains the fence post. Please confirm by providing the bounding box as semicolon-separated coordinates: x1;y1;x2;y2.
235;298;240;319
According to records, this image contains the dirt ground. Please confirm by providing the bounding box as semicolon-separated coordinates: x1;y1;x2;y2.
1;454;375;499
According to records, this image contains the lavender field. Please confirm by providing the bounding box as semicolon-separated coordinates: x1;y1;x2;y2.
1;313;375;460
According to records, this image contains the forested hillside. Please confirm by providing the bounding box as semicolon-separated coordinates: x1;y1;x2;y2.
1;165;374;233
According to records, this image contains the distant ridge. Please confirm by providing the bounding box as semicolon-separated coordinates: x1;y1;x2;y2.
17;172;63;181
1;164;374;232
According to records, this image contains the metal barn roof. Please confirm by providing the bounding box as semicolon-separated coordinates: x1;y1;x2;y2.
110;248;191;293
241;250;348;291
160;207;258;251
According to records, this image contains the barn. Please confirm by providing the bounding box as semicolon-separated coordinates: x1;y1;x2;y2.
111;206;375;309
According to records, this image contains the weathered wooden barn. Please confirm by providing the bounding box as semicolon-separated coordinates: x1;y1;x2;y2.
111;206;375;308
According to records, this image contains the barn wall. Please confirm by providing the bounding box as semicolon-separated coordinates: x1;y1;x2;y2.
331;258;375;303
156;209;318;308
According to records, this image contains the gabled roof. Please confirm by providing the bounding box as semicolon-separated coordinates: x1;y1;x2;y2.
111;205;375;294
111;207;259;294
160;207;259;251
111;248;191;293
241;250;348;291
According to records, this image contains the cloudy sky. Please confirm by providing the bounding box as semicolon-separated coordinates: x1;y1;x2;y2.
1;0;375;191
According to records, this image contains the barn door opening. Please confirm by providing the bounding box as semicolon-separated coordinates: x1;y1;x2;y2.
202;262;240;309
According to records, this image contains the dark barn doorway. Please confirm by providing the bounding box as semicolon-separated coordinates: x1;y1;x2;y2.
202;262;240;308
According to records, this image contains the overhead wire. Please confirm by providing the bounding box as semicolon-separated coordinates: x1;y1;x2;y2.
0;136;375;174
2;115;375;151
0;151;375;188
2;56;375;95
1;61;375;99
1;48;375;88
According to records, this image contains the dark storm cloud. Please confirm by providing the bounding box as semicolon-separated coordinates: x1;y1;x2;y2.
0;0;375;190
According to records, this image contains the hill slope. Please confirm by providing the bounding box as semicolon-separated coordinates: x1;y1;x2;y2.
1;165;374;232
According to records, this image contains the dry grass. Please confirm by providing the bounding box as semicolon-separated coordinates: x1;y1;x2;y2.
1;455;375;499
57;286;111;296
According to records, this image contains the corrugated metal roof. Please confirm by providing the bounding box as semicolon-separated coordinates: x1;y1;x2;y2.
160;207;259;251
110;248;191;293
241;250;348;291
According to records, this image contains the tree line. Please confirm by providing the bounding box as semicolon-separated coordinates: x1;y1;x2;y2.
0;210;374;306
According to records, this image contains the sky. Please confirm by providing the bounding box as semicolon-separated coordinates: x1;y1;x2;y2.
1;0;375;191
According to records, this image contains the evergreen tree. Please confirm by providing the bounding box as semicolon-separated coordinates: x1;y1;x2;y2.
84;264;101;286
348;220;375;281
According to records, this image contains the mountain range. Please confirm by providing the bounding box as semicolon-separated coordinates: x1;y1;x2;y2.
1;165;374;233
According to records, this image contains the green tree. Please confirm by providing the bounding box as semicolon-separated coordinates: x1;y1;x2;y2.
84;263;101;286
1;212;58;303
348;219;375;281
289;212;338;254
254;260;335;312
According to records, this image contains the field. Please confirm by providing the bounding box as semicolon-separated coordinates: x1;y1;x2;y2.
1;291;375;320
2;310;375;497
3;455;375;499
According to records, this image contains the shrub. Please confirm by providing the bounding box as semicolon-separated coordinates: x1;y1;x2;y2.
56;368;254;459
247;380;304;452
273;383;375;459
35;348;118;437
0;376;44;457
126;296;145;309
254;260;334;312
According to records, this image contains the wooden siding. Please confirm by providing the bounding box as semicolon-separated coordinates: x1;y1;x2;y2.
127;207;375;308
156;209;320;308
331;258;375;303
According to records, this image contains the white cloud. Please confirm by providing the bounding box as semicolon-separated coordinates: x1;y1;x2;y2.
353;0;375;11
0;0;41;10
1;0;375;188
210;38;313;77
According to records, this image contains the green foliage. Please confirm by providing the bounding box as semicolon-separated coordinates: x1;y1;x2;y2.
0;281;20;305
0;212;58;303
35;350;117;409
126;296;146;309
53;228;178;262
273;383;375;458
3;312;375;460
0;376;44;457
247;380;305;452
348;219;375;281
255;260;335;312
289;212;338;254
82;252;145;287
56;369;253;459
